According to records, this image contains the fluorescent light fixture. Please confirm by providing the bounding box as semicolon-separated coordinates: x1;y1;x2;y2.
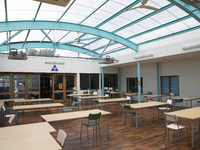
45;61;65;65
134;53;153;60
182;43;200;50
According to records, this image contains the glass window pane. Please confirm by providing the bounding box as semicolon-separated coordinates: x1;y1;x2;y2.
28;93;39;99
66;75;74;90
54;75;63;91
14;94;25;99
161;77;169;94
14;75;25;92
90;74;99;90
54;93;63;100
0;95;10;99
28;75;39;91
110;74;118;89
170;76;179;95
104;74;109;88
80;74;89;90
0;75;11;93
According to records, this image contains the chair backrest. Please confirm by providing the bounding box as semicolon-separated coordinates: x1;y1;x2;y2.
71;101;76;107
170;93;174;96
57;129;67;148
175;98;183;103
94;100;99;104
126;96;131;99
165;113;178;126
2;105;6;112
105;94;109;97
88;112;101;121
8;115;15;125
166;99;172;105
93;91;98;95
124;104;131;110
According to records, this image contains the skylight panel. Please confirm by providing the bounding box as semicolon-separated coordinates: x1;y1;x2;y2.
116;29;136;38
99;22;120;32
100;1;125;14
152;0;171;7
11;30;28;43
182;18;200;28
59;32;84;43
119;10;144;23
7;0;38;21
113;0;137;6
151;9;177;24
75;0;103;8
82;17;104;27
60;13;85;23
0;32;7;44
152;28;172;37
36;3;66;21
137;18;160;30
0;1;5;21
88;10;113;24
106;16;133;29
130;36;146;44
166;22;189;33
27;30;48;41
125;24;146;35
85;38;110;50
48;30;69;42
140;32;158;41
167;6;188;18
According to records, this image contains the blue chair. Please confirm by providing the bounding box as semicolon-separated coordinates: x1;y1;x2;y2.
62;101;76;112
173;98;183;110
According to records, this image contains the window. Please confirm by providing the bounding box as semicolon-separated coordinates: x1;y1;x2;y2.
80;74;99;90
54;75;63;91
104;74;118;89
161;76;179;95
66;75;74;90
28;75;39;91
126;77;143;93
0;75;11;93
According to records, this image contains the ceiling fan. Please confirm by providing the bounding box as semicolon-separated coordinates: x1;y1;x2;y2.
122;0;161;13
75;38;89;45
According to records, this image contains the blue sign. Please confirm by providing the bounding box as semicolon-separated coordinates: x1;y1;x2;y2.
51;65;58;71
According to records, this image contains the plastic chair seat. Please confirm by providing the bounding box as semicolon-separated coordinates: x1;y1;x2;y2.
126;112;137;116
82;122;99;127
159;107;170;110
167;123;187;130
63;108;73;112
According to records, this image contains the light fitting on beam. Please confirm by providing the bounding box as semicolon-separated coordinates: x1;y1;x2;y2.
182;43;200;50
134;53;153;60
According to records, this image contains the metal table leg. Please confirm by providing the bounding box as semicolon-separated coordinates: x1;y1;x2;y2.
136;109;138;128
107;115;110;139
192;120;194;148
15;110;18;125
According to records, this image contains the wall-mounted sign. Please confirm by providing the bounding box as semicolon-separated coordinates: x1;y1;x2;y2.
51;65;58;71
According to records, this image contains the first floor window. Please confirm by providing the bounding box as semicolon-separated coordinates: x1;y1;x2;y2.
161;76;179;95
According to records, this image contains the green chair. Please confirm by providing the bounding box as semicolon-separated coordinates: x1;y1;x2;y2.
62;101;76;112
173;98;183;110
80;112;101;143
94;100;105;109
124;104;140;126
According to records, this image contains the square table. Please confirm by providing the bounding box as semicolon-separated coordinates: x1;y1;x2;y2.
143;94;169;102
67;94;93;107
171;97;200;108
41;109;111;139
13;103;64;125
79;95;109;110
127;101;168;128
168;107;200;148
14;98;52;105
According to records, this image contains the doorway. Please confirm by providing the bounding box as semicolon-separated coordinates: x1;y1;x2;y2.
40;74;52;98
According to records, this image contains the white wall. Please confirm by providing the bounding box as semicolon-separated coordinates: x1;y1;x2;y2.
120;57;200;107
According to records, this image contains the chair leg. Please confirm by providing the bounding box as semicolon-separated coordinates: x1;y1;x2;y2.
80;124;82;140
163;128;167;144
87;127;89;144
98;125;101;139
177;130;180;150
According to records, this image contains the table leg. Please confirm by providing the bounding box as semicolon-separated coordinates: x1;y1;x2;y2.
136;109;138;129
190;100;192;108
199;119;200;130
107;115;110;139
123;106;125;125
15;110;18;125
186;101;188;108
167;120;169;140
152;107;154;119
83;100;84;110
57;107;58;113
192;120;194;148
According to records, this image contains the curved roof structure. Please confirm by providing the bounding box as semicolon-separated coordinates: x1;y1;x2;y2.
0;0;200;59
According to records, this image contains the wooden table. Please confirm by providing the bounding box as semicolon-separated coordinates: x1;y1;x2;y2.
0;122;61;149
143;94;169;102
0;122;56;140
41;109;111;139
14;98;52;105
0;133;62;150
128;101;168;128
67;94;93;106
168;107;200;148
97;98;132;109
79;95;109;110
13;103;64;125
172;97;200;108
108;91;127;98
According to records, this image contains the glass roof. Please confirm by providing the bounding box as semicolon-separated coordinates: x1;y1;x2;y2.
0;0;200;59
